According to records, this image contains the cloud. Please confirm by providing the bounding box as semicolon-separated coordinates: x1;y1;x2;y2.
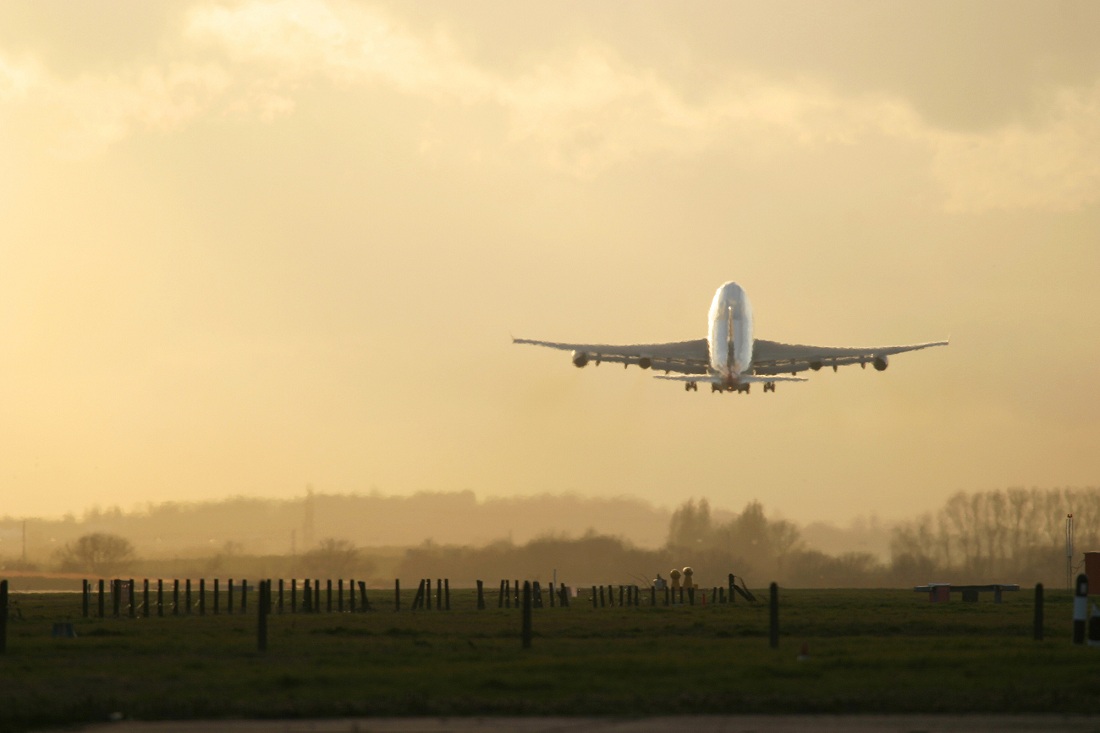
1;0;1097;212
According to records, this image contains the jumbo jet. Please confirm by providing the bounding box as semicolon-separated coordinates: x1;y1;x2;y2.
514;281;947;393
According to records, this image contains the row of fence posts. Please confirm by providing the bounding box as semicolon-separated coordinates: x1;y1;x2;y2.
80;578;375;618
0;578;1090;655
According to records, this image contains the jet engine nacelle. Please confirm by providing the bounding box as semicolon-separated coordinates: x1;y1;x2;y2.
873;355;889;371
572;351;589;368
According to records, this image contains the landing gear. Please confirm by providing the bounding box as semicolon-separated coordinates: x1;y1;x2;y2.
711;383;723;393
684;381;698;392
763;382;776;393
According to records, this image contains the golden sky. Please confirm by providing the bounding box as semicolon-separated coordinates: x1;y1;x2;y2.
1;0;1098;526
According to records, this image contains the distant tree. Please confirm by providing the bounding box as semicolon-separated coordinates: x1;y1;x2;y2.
667;498;713;548
300;538;369;577
56;533;135;575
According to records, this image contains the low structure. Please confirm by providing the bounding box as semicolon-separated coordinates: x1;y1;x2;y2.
914;583;1020;603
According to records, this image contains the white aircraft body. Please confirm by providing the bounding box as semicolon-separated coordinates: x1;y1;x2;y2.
514;281;947;393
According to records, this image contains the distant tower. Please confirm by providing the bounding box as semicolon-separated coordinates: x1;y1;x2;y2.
303;485;316;549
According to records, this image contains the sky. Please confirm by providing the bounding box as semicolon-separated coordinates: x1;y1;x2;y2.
1;0;1098;528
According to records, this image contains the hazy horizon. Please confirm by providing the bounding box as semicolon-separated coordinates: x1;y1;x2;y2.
2;1;1098;525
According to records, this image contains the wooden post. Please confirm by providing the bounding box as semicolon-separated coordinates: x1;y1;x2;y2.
477;580;485;610
358;581;368;611
213;578;220;615
599;585;605;608
278;579;284;614
348;579;355;613
291;579;296;613
228;579;235;615
521;580;532;649
257;579;268;654
650;584;656;607
729;574;736;604
444;579;450;611
172;579;179;616
82;579;89;618
514;579;519;607
242;579;248;614
338;579;344;612
143;579;150;618
504;580;511;609
327;579;332;613
591;586;597;609
314;580;320;613
663;585;669;607
769;582;779;649
199;579;205;616
394;579;400;612
1074;574;1088;645
560;584;569;607
98;579;105;618
185;579;191;615
412;579;424;610
157;579;163;617
498;580;505;608
303;579;311;612
548;582;555;608
1034;583;1044;641
618;585;623;607
112;580;121;617
0;580;7;654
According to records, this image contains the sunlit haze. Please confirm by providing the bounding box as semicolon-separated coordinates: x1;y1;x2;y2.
1;0;1098;526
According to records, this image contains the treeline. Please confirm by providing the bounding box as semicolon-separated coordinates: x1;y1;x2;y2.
3;487;1094;589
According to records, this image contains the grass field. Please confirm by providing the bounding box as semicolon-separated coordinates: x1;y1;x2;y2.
0;584;1092;732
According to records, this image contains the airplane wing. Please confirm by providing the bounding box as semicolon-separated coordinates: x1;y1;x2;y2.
751;338;948;375
513;337;710;375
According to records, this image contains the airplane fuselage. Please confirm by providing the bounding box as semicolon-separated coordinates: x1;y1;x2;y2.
707;281;753;386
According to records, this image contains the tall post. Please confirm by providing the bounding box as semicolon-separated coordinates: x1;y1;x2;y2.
228;579;235;615
199;579;205;616
477;580;485;610
0;579;8;654
257;580;269;654
338;579;344;612
157;579;163;617
242;578;248;614
394;579;400;612
444;579;450;611
327;579;332;613
172;579;179;616
185;579;192;615
143;579;150;618
213;579;220;615
82;579;89;618
1030;582;1044;641
98;579;105;618
521;581;532;649
278;579;284;614
769;582;779;649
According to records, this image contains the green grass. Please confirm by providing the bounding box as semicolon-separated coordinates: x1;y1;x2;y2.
0;586;1090;731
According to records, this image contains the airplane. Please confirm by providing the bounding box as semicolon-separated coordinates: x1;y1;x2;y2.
513;281;947;394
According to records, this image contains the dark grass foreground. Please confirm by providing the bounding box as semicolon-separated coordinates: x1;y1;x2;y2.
0;587;1091;732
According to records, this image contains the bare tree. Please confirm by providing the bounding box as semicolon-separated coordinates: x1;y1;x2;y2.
56;533;135;575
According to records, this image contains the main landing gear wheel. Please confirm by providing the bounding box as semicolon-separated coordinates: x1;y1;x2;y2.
763;382;776;393
684;382;698;392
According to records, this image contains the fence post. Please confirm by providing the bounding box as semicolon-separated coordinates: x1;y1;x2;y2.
278;579;284;614
303;579;311;612
1034;583;1044;641
0;579;8;654
394;579;400;612
199;579;205;616
185;579;191;615
144;579;150;618
412;579;424;610
157;579;163;617
291;579;296;613
445;579;450;611
498;580;505;608
82;579;89;618
359;581;369;611
338;579;344;613
521;580;532;649
560;583;569;607
172;579;179;616
769;582;779;649
327;579;332;613
349;579;355;613
98;579;105;618
504;580;511;609
477;580;485;610
213;579;220;615
242;579;248;614
258;579;269;654
228;579;234;615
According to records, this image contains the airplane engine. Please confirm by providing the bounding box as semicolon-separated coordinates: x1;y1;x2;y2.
810;361;822;371
638;357;652;370
571;351;589;368
873;355;889;371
